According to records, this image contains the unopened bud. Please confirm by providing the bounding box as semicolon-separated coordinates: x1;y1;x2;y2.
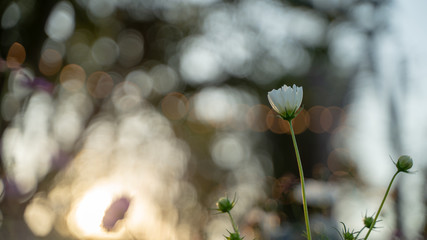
363;216;375;229
396;155;413;173
226;232;243;240
343;232;355;240
216;197;235;213
340;222;355;240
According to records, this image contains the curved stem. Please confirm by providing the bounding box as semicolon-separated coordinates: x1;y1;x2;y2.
227;212;239;234
355;226;365;239
364;171;400;240
288;120;312;240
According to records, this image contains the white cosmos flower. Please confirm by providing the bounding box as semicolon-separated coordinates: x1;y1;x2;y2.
267;84;303;120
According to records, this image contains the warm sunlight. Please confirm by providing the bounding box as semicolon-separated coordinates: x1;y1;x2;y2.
75;187;112;234
67;182;128;239
3;0;427;239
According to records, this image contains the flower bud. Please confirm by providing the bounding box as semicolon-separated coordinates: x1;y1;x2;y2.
216;197;235;213
226;232;243;240
343;232;355;240
363;216;375;229
396;155;413;172
339;222;355;240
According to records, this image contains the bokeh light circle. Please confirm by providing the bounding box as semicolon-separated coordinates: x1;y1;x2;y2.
60;64;86;92
87;71;114;98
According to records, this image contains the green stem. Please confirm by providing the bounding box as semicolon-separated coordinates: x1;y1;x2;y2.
364;171;400;240
288;120;312;240
355;226;365;239
227;211;239;235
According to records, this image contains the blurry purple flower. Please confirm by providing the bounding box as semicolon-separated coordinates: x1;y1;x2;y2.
102;196;131;231
25;77;54;93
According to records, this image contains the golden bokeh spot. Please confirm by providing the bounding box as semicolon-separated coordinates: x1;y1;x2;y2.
292;109;309;134
87;71;114;98
39;49;63;76
24;197;55;237
7;42;26;68
60;64;86;92
266;109;289;134
161;92;189;120
319;107;333;132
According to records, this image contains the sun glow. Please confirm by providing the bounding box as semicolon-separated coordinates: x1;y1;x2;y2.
68;182;128;238
75;188;112;234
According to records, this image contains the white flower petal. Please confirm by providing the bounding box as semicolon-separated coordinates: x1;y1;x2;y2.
267;83;303;119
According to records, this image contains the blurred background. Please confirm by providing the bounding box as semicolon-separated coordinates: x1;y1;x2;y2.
0;0;426;239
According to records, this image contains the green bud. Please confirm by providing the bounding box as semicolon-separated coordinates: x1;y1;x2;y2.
363;216;375;229
339;222;356;240
342;232;355;240
396;155;413;172
226;232;243;240
216;197;235;213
